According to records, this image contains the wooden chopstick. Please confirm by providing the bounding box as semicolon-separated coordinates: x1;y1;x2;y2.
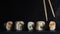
43;0;48;21
48;0;55;17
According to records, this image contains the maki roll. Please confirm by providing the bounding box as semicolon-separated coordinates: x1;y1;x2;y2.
6;21;13;31
28;22;34;31
49;21;56;31
15;21;24;31
36;21;45;31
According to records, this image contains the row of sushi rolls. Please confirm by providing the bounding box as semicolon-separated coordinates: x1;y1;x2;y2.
4;21;56;31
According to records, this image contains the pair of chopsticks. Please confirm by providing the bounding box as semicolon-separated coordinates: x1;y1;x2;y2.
43;0;55;21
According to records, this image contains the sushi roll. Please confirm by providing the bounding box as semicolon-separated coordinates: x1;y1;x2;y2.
28;22;34;31
36;21;45;31
15;21;24;31
6;21;13;31
49;21;56;31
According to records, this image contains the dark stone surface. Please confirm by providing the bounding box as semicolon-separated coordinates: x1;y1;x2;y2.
0;0;60;32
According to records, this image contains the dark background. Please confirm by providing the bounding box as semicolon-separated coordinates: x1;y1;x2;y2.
0;0;60;33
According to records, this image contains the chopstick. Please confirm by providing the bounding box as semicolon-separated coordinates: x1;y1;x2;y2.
43;0;48;21
48;0;55;17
